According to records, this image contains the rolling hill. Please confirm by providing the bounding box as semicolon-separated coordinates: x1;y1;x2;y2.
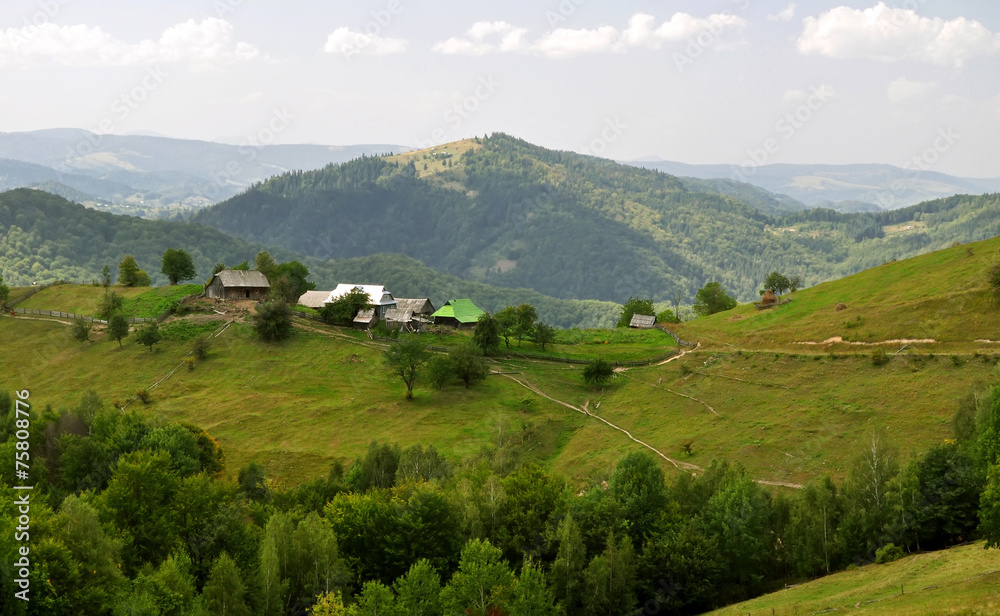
630;159;1000;210
194;133;1000;305
0;188;620;328
0;128;408;215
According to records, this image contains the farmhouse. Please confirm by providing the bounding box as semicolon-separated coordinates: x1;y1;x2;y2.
431;299;485;328
629;314;656;329
393;298;436;317
205;270;270;301
298;290;331;309
327;284;397;319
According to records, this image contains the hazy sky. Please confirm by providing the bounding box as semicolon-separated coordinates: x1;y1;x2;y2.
1;1;999;176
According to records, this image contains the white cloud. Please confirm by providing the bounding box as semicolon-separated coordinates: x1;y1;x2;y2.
323;27;407;56
433;12;747;58
768;4;797;22
0;18;258;68
887;77;938;103
432;21;528;55
797;2;1000;67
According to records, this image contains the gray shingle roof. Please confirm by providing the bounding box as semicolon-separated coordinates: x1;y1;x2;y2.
629;314;656;329
214;270;270;288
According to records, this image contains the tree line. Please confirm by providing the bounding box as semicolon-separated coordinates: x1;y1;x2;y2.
3;376;1000;616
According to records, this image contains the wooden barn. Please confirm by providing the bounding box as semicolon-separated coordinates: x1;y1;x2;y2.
205;270;270;300
298;290;332;309
629;314;656;329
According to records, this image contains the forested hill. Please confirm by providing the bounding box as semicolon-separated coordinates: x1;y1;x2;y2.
193;133;1000;304
0;188;620;327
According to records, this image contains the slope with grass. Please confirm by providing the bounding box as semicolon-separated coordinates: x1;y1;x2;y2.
676;234;1000;350
707;541;1000;616
3;270;997;489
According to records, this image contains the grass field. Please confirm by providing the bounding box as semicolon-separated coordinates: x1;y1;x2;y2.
3;235;1000;489
676;235;1000;350
15;283;202;318
708;542;1000;616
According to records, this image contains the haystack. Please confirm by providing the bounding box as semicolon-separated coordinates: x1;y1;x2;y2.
760;290;778;307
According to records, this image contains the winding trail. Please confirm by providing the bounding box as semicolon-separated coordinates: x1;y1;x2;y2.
498;342;804;489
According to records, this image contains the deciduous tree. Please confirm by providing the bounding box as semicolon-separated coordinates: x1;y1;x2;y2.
254;300;293;342
693;282;737;316
108;313;130;347
161;248;196;285
616;296;655;328
383;336;430;399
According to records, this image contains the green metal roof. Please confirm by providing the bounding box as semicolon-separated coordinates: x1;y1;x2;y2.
430;299;485;323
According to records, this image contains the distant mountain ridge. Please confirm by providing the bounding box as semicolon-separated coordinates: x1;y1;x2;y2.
192;133;1000;304
627;159;1000;211
0;129;409;215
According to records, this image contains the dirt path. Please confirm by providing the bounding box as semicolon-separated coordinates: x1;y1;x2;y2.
793;336;936;346
2;314;74;326
499;349;804;489
499;372;700;471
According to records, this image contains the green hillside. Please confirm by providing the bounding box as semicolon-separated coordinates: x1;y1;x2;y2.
708;541;1000;616
0;188;620;327
194;133;1000;304
676;234;1000;349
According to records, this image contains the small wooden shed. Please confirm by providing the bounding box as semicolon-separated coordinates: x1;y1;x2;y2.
205;270;270;300
629;314;656;329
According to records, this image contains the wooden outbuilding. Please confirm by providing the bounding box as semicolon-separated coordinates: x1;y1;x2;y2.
205;270;270;301
629;314;656;329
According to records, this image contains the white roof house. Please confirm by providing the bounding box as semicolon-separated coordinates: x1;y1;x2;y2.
326;284;398;318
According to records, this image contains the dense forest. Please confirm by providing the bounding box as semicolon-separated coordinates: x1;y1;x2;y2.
0;189;619;328
2;377;999;615
194;134;1000;304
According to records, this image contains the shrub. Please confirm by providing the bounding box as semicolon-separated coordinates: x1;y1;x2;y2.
183;357;196;371
71;317;93;342
253;300;292;342
871;347;890;366
951;355;964;367
583;358;614;385
427;356;455;389
875;543;905;564
192;337;211;360
988;262;1000;296
135;390;151;404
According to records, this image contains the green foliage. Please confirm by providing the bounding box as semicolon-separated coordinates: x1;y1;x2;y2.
610;451;669;546
0;274;8;306
472;312;501;356
393;559;442;616
134;322;162;352
989;262;1000;296
450;341;489;388
71;317;93;342
583;357;614;385
874;543;905;564
118;254;151;287
529;321;556;350
383;336;431;399
551;515;586;612
762;271;792;295
440;538;513;616
253;300;293;342
100;265;112;287
655;308;679;324
98;290;124;321
201;553;251;616
616;296;656;328
582;532;637;616
871;347;889;366
238;462;269;502
320;288;372;325
108;312;130;347
907;443;983;549
693;281;737;316
161;248;196;285
426;355;455;390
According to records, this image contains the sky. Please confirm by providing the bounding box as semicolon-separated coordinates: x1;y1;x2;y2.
1;0;999;176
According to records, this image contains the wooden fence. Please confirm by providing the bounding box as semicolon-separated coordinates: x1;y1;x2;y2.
11;308;158;325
